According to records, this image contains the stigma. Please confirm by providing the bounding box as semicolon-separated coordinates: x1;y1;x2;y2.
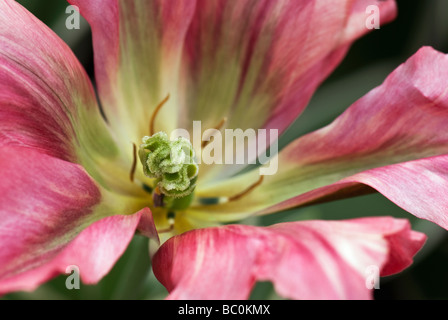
138;132;199;209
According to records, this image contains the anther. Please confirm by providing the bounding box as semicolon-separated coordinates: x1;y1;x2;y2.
153;187;165;207
157;211;176;233
142;183;153;194
202;117;228;148
149;94;170;136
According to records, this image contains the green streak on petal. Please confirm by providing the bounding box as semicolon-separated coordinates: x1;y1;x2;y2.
72;95;147;198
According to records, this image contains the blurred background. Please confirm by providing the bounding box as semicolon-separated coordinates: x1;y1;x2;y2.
3;0;448;300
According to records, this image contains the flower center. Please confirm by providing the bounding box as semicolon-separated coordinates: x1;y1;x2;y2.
129;95;265;234
138;132;199;211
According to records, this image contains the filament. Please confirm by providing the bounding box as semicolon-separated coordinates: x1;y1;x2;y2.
157;211;176;233
129;143;137;182
202;117;228;148
198;175;264;205
149;94;170;136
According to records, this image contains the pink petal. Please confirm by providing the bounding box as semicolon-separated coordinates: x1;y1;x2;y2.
263;47;448;227
0;146;158;294
0;1;159;294
0;208;157;294
153;217;425;300
0;146;100;291
185;0;396;132
194;47;448;229
66;0;119;103
0;0;109;162
342;155;448;232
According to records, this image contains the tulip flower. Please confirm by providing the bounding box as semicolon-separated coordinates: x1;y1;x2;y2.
1;0;447;299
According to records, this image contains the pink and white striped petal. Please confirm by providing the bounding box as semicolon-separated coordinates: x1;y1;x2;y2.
69;0;197;143
0;0;138;195
153;217;425;300
184;0;396;133
194;47;448;229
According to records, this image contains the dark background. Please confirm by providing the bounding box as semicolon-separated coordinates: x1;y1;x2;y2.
4;0;448;299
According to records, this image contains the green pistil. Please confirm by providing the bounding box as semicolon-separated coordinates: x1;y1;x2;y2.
139;132;199;203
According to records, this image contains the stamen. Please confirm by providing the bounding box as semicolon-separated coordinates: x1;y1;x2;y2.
153;186;165;207
198;197;225;205
149;94;170;136
202;117;228;148
130;143;137;182
197;175;264;205
157;211;176;233
228;175;264;201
